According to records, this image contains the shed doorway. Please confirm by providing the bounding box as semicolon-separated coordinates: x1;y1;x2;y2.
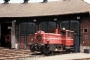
1;23;12;48
60;20;80;52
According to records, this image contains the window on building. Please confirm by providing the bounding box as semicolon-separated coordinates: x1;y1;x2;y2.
39;22;48;32
60;21;69;30
19;22;27;35
48;22;56;31
19;22;35;35
60;20;79;35
70;20;79;34
27;22;35;35
84;29;88;33
39;21;56;32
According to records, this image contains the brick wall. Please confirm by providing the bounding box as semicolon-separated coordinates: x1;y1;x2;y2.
80;17;90;46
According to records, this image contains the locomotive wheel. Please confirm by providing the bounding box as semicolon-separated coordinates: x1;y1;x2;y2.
66;49;72;54
70;49;74;53
30;45;34;52
44;46;50;55
40;46;45;54
50;51;55;55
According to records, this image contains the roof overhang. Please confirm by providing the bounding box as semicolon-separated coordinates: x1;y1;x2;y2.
0;0;90;17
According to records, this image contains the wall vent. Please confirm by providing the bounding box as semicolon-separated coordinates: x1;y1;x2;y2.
43;0;48;3
4;0;10;3
23;0;29;3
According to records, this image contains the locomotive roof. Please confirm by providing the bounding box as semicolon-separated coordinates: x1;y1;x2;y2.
66;30;74;32
0;0;90;17
60;29;74;32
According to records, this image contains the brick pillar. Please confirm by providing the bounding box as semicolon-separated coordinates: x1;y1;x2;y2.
36;23;39;32
56;20;60;29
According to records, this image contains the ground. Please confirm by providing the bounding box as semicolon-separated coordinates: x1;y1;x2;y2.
0;47;90;60
0;47;32;60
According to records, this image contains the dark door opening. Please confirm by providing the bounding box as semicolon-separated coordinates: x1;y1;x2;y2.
1;23;12;48
60;20;80;52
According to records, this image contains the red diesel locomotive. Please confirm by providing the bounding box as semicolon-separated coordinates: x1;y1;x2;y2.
29;28;74;55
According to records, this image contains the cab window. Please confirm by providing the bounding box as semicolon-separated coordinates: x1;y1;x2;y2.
68;31;71;37
61;31;66;35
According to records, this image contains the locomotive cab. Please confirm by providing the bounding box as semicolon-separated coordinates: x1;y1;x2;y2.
63;30;74;51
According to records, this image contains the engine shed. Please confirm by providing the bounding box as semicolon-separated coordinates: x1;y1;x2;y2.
0;0;90;52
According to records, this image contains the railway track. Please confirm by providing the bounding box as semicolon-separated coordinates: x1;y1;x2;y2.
0;47;60;60
0;47;45;60
73;58;90;60
19;53;45;60
0;47;86;60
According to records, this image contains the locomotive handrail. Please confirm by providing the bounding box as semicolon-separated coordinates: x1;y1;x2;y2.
48;30;55;33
